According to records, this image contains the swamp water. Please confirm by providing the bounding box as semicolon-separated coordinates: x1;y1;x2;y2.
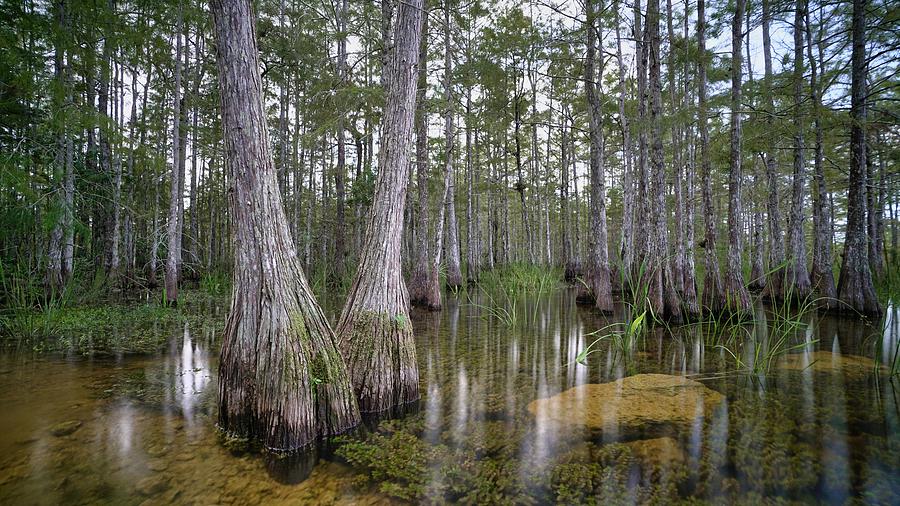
0;289;898;505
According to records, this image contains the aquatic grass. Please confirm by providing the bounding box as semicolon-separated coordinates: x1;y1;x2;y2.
200;270;231;296
713;285;826;378
475;263;560;299
575;311;647;366
873;301;899;377
466;291;518;327
573;260;657;368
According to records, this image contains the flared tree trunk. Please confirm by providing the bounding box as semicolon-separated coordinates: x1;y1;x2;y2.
211;0;360;450
697;0;724;313
785;0;812;300
837;0;881;316
584;0;612;312
337;0;423;414
408;14;433;307
723;0;752;316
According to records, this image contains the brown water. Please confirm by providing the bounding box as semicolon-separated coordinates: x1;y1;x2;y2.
0;289;898;505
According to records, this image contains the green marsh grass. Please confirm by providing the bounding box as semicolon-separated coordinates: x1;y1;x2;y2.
466;290;518;327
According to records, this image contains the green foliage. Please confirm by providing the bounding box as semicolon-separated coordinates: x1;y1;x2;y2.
200;271;231;296
476;263;560;299
0;290;224;355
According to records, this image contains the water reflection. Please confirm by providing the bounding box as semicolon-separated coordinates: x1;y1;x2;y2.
0;292;897;504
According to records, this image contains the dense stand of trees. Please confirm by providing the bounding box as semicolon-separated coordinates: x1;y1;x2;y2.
2;0;898;320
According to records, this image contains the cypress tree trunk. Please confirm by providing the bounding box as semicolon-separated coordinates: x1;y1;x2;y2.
442;2;463;290
333;0;349;284
648;0;682;321
98;0;116;284
164;7;184;305
560;111;575;282
697;0;724;313
45;0;67;296
760;0;785;300
584;0;612;312
614;0;634;284
681;6;699;317
337;0;424;413
665;0;684;296
211;0;360;450
723;0;752;316
465;89;480;283
805;7;837;309
409;14;433;307
634;0;650;270
785;0;812;300
837;0;880;315
189;26;203;270
745;10;766;292
149;97;165;287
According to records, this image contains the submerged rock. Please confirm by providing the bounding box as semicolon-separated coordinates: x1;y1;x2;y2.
778;351;883;375
527;374;724;432
49;420;82;437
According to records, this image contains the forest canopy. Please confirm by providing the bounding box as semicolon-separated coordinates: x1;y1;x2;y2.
1;0;898;313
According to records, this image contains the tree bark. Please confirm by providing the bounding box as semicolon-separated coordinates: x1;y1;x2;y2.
680;3;699;316
45;0;67;296
697;0;724;313
337;0;424;414
465;88;480;283
648;0;682;321
614;0;633;284
837;0;880;316
210;0;361;450
333;0;349;285
723;0;752;316
785;0;812;300
165;6;184;305
805;6;837;309
408;14;433;307
760;0;785;300
442;2;463;290
584;0;612;312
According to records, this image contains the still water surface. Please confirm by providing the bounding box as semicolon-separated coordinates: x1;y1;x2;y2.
0;289;898;504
